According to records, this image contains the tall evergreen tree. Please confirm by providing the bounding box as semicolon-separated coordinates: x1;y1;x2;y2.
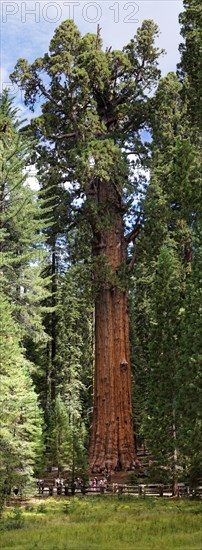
178;225;202;486
56;264;92;422
131;69;201;488
0;92;50;343
0;294;43;498
11;19;163;472
0;92;54;488
178;0;202;130
141;248;185;489
32;152;72;418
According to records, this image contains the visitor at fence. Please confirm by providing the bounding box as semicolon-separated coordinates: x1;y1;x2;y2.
80;479;86;495
64;481;69;496
56;479;63;495
38;479;44;494
107;473;111;483
71;480;77;495
55;477;60;487
93;479;97;490
99;479;105;494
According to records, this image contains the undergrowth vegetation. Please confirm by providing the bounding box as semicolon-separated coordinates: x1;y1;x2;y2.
0;496;201;549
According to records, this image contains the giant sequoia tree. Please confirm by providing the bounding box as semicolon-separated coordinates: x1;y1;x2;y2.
11;19;162;472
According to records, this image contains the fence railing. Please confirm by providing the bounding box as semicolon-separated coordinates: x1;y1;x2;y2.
36;483;202;498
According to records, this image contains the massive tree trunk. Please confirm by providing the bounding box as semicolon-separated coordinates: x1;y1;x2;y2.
89;179;137;472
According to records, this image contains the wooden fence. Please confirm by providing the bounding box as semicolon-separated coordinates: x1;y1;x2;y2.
36;483;202;498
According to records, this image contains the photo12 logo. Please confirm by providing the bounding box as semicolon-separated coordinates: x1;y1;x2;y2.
1;1;139;24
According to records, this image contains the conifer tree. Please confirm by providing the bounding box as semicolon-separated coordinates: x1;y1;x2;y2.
0;92;54;487
178;225;202;486
178;0;202;130
0;92;50;343
47;395;72;474
131;62;201;487
177;0;202;483
0;294;43;499
11;19;163;472
141;248;184;489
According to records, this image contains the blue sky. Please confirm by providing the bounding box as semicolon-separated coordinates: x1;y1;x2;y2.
1;0;183;117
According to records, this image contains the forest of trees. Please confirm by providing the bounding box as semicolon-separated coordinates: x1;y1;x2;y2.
0;0;201;498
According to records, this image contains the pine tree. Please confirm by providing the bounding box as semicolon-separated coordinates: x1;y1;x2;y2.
0;92;50;343
47;395;72;474
0;91;54;446
0;294;43;499
46;262;92;474
131;68;201;488
37;148;74;400
56;265;92;423
176;0;202;484
178;0;202;130
142;248;184;489
177;225;202;487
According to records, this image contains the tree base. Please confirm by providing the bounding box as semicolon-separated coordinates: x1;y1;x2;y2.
89;458;141;475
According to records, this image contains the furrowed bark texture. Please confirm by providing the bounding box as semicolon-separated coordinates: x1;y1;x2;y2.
89;179;136;472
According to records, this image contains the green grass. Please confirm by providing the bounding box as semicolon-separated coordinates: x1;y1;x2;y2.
1;496;201;550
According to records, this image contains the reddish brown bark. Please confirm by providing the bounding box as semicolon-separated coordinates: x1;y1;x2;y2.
89;180;137;473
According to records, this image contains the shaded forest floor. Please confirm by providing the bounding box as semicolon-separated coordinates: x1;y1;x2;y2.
1;496;202;549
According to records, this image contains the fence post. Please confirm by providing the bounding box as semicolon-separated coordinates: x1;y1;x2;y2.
159;486;163;497
138;485;143;496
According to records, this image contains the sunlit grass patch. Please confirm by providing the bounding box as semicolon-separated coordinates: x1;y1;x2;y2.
0;497;201;550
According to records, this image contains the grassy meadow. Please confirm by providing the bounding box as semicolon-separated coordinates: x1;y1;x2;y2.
0;496;201;550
